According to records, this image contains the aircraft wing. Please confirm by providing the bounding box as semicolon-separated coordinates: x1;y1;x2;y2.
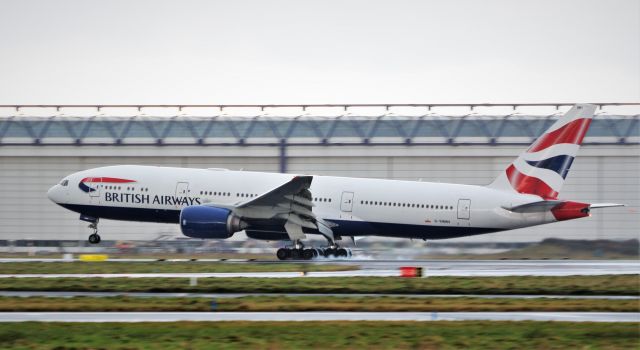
236;175;314;209
206;175;335;242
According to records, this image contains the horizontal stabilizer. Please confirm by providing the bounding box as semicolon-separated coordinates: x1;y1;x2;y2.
504;201;625;213
502;200;563;213
589;203;625;209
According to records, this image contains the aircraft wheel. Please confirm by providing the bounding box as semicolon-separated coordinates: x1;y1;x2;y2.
88;233;101;244
302;249;315;260
290;248;302;260
276;248;290;261
324;248;335;258
337;248;348;258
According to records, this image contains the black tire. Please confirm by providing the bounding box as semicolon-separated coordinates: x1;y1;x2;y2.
324;248;335;258
337;248;348;257
302;249;315;260
276;248;290;260
88;234;101;244
290;249;302;260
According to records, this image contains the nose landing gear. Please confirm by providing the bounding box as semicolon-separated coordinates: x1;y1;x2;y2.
87;220;101;244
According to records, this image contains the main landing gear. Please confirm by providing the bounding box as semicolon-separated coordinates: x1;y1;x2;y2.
276;240;352;260
87;220;101;244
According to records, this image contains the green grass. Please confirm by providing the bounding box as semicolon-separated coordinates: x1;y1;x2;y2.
0;321;637;349
0;295;637;312
0;275;637;295
0;261;356;274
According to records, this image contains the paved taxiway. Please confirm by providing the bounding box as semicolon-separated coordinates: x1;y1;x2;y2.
0;312;637;322
349;259;640;276
1;291;637;300
0;260;636;277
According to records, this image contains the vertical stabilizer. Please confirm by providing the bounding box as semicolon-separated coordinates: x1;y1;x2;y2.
487;104;596;199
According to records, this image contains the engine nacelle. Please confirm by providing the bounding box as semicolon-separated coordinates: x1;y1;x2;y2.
180;205;245;239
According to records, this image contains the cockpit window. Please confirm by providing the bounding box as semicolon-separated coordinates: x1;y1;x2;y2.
60;180;69;186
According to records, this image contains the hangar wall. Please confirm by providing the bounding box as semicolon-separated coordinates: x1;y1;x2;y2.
0;143;637;242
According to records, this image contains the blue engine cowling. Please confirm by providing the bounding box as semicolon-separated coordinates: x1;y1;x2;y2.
180;205;244;239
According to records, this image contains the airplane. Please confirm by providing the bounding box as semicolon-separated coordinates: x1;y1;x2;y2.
47;104;623;260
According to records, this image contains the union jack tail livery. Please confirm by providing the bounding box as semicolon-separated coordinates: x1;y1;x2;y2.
488;104;596;199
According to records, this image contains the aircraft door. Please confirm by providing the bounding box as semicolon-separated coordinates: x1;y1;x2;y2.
88;178;101;198
87;177;101;204
175;182;190;209
339;191;354;220
340;191;354;212
457;199;471;220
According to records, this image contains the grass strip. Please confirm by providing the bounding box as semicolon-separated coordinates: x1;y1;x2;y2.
0;321;638;349
0;295;637;312
0;275;636;295
0;261;356;274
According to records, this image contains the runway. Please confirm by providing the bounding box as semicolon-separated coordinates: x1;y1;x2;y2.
1;291;637;300
0;260;637;277
349;259;640;276
0;312;637;322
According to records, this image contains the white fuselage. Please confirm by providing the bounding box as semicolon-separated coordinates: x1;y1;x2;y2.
47;165;560;240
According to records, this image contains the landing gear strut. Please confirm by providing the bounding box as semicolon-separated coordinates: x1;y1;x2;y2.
87;220;101;244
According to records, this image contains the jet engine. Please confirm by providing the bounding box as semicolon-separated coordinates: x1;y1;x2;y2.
179;205;245;239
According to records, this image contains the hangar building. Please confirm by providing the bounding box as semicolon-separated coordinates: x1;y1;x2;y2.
0;104;637;242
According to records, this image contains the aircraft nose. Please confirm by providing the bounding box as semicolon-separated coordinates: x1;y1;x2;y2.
47;185;59;202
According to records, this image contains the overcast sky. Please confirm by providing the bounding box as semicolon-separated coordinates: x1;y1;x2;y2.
0;0;638;104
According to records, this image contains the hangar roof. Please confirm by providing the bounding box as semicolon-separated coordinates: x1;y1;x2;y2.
0;104;637;146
